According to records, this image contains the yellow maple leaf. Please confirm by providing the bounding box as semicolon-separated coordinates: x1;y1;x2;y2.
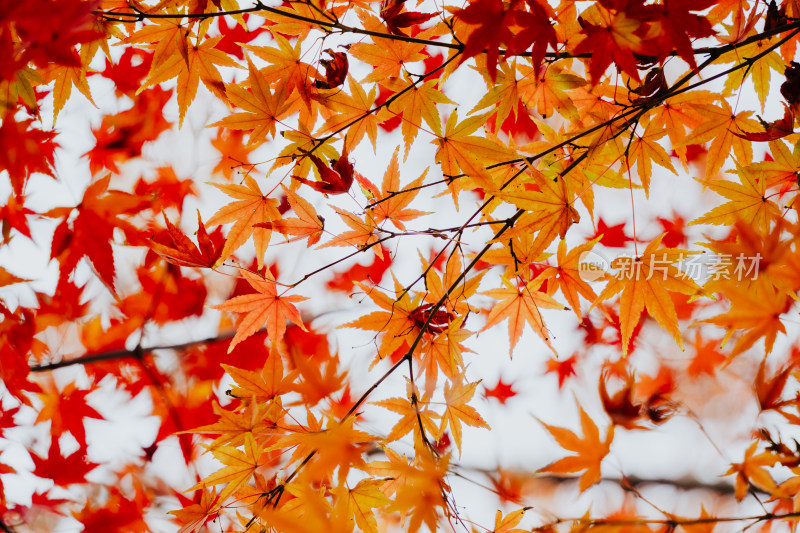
332;478;391;533
190;432;262;507
690;163;782;232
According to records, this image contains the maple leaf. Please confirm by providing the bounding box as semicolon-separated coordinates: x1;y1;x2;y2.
73;487;150;533
573;4;644;83
588;218;634;248
0;113;58;195
213;267;307;352
599;371;644;430
150;211;221;269
535;238;603;321
313;50;349;89
343;278;424;359
190;432;263;508
499;168;581;255
222;348;298;404
211;58;291;145
544;354;578;388
85;87;173;174
379;449;450;533
257;185;325;247
539;404;615;492
318;76;380;150
319;207;380;252
492;509;528;533
215;15;265;61
206;175;281;269
733;105;795;142
31;438;99;487
678;100;760;178
707;281;790;357
169;488;218;533
754;358;796;412
380;0;436;36
690;164;782;232
383;76;453;156
482;277;566;356
440;377;489;454
484;378;517;404
454;0;556;82
294;148;356;195
726;441;781;500
686;333;727;377
332;478;390;533
326;246;392;292
624;118;678;196
43;59;95;125
435;110;515;195
274;416;375;483
243;35;319;103
374;392;441;446
136;28;238;125
48;174;151;295
349;13;427;82
362;149;430;230
591;235;704;356
35;380;103;449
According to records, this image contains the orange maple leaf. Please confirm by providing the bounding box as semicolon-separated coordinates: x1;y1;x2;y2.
539;404;615;492
591;235;704;356
206;175;282;269
257;185;325;247
213;268;307;353
481;277;565;356
440;377;489;454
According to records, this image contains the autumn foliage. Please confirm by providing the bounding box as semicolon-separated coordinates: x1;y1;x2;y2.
5;0;800;531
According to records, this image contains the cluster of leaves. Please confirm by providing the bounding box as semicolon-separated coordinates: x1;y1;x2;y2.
5;0;800;531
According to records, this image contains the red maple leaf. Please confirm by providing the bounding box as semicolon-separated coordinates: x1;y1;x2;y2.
36;381;104;449
326;246;392;292
294;147;355;195
0;114;58;196
314;50;349;89
455;0;556;81
733;106;795;142
588;218;635;248
484;378;518;404
149;212;223;269
73;487;150;533
655;213;688;248
0;194;35;241
545;354;578;388
215;14;266;60
381;0;436;36
101;48;154;97
31;438;99;487
49;174;152;295
85;87;173;175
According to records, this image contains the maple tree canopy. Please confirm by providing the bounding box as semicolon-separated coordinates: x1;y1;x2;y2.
4;0;800;531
